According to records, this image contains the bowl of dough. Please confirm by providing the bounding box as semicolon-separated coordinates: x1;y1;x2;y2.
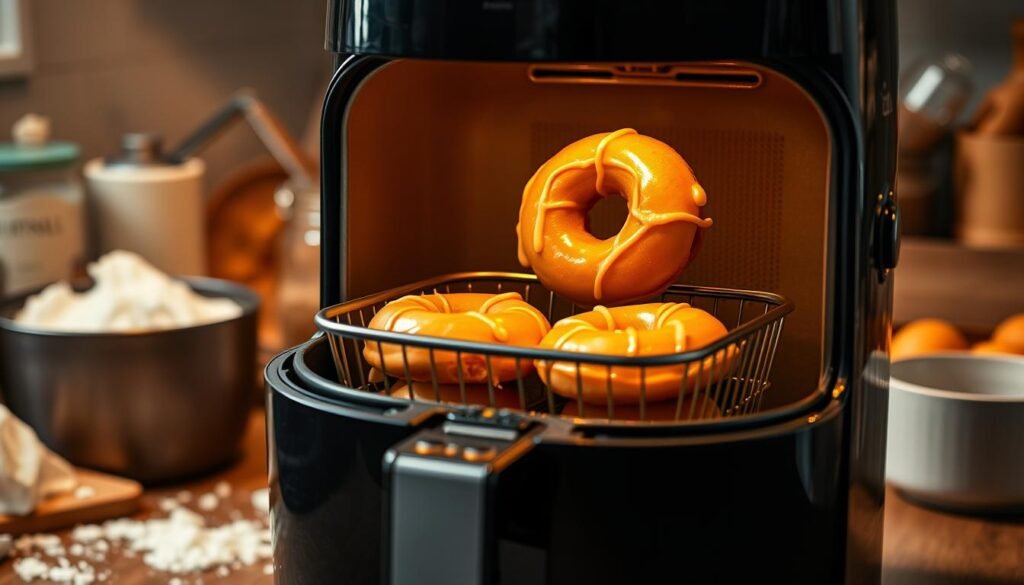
0;251;259;483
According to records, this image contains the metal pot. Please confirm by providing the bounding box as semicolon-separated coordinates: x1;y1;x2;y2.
0;277;259;483
887;353;1024;512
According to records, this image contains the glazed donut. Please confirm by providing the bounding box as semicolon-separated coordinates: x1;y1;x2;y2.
516;129;712;306
536;302;735;404
389;381;525;409
364;292;550;384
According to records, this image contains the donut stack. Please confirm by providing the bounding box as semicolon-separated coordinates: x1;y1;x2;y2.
366;129;730;415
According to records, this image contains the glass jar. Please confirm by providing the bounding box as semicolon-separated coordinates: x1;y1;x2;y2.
0;140;86;297
275;181;321;345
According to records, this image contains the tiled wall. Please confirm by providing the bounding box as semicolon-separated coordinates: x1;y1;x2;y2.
0;0;329;191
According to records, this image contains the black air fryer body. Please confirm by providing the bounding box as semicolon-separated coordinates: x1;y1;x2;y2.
266;1;899;584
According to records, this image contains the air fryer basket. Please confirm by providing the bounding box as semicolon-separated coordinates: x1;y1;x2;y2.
305;272;791;423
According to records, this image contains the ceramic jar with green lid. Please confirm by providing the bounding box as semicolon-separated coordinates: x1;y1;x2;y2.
0;115;86;297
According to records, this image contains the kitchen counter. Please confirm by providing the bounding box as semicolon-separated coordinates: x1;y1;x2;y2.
884;486;1024;585
1;409;1021;584
0;412;272;585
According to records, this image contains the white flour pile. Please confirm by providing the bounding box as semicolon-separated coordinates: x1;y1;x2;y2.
10;486;273;584
15;251;242;332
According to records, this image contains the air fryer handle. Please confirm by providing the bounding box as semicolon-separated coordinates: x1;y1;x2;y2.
383;408;536;585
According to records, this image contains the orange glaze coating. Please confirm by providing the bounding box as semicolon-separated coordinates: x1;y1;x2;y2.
535;302;735;404
364;292;551;384
516;129;712;306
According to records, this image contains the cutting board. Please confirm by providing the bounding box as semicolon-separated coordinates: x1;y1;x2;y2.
0;469;142;535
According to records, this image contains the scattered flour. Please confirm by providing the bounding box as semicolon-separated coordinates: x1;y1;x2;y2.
250;488;270;514
213;482;232;499
98;507;273;573
70;525;103;544
12;546;98;584
196;493;219;512
12;557;48;581
9;488;272;582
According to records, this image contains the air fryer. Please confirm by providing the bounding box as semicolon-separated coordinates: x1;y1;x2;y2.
266;1;899;584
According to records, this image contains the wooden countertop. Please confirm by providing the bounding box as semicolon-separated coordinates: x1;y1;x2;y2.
883;486;1024;585
0;411;272;585
1;409;1021;584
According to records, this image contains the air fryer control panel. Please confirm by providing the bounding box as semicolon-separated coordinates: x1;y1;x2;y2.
383;407;539;585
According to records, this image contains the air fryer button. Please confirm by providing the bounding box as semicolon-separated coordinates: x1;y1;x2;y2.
446;407;531;435
462;446;497;462
442;421;519;441
414;440;445;455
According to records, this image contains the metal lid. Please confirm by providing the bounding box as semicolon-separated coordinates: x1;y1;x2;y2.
104;133;171;167
0;141;79;171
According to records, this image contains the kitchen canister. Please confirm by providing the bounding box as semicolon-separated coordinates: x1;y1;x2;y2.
955;20;1024;249
955;132;1024;248
0;114;87;297
85;133;207;276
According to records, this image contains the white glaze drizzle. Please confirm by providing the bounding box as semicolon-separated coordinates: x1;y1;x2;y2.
624;326;639;356
671;320;687;352
479;292;523;313
502;305;551;335
594;305;616;330
531;160;593;253
551;323;596;351
464;311;509;342
433;291;452;314
654;302;691;328
382;293;534;343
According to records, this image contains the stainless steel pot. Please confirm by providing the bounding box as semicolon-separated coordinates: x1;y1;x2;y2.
0;277;259;483
887;353;1024;512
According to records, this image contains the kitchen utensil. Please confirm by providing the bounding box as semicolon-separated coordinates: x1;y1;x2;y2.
0;468;141;535
887;353;1024;512
0;278;259;483
167;90;315;191
85;134;206;276
972;19;1024;136
0;114;86;297
265;1;898;584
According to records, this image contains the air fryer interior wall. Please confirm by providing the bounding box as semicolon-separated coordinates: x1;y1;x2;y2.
342;60;831;409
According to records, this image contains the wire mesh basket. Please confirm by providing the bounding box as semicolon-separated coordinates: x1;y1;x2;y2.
313;272;792;423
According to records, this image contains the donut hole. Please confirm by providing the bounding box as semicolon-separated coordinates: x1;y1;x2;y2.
585;193;629;240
